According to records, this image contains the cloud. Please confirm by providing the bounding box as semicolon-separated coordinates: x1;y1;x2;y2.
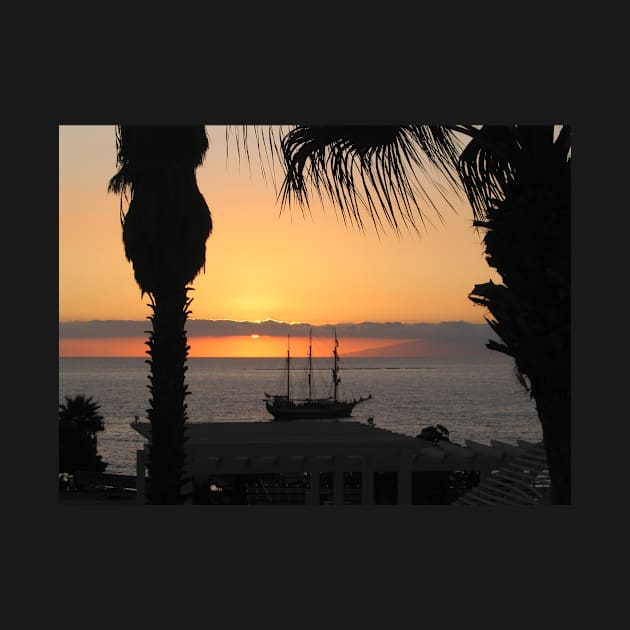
59;318;499;345
59;320;149;338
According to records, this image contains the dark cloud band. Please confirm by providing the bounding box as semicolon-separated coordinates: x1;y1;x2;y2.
59;319;497;345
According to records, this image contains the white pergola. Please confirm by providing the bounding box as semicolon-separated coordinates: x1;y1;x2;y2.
453;441;550;506
131;420;545;505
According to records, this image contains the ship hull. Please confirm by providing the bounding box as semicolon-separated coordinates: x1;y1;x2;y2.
265;396;370;421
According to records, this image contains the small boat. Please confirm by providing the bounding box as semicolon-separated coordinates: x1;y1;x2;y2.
264;328;371;421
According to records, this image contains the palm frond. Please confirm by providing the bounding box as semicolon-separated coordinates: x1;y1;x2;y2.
459;125;571;222
108;125;209;195
223;125;291;198
108;126;213;296
457;126;520;221
275;125;465;236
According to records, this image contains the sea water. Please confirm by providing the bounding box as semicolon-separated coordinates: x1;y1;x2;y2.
58;354;542;475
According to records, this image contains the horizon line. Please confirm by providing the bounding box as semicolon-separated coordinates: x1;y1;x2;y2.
59;317;481;325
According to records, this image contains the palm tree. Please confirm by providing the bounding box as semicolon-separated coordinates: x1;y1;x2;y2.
464;126;570;504
59;394;107;475
108;126;212;504
272;124;571;504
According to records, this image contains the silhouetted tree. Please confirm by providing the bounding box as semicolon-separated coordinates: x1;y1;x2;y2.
464;126;570;504
273;124;571;504
108;126;212;504
59;394;107;476
416;424;451;444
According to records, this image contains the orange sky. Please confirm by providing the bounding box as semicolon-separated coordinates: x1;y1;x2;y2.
58;335;410;358
59;125;499;357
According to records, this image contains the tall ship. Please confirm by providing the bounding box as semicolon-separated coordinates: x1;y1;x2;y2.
264;328;371;421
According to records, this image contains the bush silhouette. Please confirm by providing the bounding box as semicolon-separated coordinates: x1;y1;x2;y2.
59;395;107;476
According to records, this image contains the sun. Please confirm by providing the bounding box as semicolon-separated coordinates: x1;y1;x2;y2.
250;334;260;339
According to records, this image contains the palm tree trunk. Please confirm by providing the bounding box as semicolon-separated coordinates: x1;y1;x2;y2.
145;286;191;504
531;377;571;504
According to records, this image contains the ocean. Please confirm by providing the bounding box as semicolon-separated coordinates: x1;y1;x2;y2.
59;354;543;476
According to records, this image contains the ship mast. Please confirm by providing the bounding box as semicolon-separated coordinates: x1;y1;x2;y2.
308;328;313;401
286;335;290;400
332;327;340;402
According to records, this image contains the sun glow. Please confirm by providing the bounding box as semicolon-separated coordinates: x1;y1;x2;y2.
59;126;502;327
59;335;412;358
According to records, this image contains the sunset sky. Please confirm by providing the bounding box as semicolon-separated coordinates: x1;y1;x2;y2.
59;125;500;357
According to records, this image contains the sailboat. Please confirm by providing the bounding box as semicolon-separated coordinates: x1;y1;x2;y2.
264;328;372;421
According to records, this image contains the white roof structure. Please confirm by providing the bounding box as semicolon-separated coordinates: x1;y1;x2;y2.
131;420;542;475
453;441;550;506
